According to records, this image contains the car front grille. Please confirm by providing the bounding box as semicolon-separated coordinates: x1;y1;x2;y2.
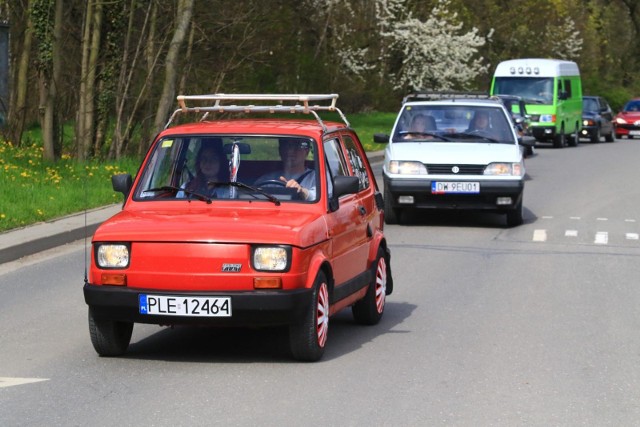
426;164;486;175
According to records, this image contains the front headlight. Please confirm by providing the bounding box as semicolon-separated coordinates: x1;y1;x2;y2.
388;160;428;175
252;246;291;271
539;114;555;123
484;162;524;177
96;244;130;268
583;119;595;126
615;117;627;124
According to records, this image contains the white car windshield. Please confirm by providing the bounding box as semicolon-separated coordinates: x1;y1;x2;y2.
393;105;515;144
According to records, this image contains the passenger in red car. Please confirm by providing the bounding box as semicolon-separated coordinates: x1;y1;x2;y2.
185;139;229;198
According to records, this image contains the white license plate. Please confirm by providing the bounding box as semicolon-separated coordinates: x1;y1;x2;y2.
431;181;479;194
629;130;640;135
139;294;232;317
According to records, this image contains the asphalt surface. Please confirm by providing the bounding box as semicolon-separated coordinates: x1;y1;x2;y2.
0;151;385;265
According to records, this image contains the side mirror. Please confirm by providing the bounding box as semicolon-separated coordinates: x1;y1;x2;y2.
519;136;536;147
334;175;359;197
374;133;390;143
112;174;133;205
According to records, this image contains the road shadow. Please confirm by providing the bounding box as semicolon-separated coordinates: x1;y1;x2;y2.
122;300;417;363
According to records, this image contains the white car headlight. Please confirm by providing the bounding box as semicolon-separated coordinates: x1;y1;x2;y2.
615;117;627;124
252;246;291;271
96;244;130;268
539;114;554;123
484;162;524;177
388;160;428;175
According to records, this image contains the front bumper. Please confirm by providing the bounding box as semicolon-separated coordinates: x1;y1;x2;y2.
84;283;313;327
531;125;556;141
384;175;524;211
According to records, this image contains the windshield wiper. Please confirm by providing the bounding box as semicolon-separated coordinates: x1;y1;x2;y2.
396;131;450;141
146;186;212;204
209;181;281;206
447;132;501;143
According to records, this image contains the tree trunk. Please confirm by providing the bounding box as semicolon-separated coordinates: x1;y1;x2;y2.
41;0;63;161
152;0;194;136
8;0;33;147
76;0;93;161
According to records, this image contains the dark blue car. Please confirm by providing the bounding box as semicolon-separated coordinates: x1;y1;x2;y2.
581;96;615;143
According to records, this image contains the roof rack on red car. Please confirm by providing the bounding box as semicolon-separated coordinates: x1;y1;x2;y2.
165;93;350;131
402;91;495;104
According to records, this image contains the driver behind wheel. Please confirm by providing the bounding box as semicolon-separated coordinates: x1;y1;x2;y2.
255;138;316;201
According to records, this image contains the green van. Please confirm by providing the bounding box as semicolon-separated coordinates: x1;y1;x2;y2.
491;58;582;148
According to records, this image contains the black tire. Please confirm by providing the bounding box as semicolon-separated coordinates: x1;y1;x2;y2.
604;128;614;142
553;127;565;148
615;133;622;140
352;248;387;325
88;307;133;357
383;187;401;225
568;126;579;147
506;198;524;227
590;128;600;144
289;271;330;362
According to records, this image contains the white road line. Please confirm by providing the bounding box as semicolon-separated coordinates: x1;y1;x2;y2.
594;232;608;245
541;216;553;219
565;230;578;237
533;229;547;242
0;377;49;388
625;219;636;223
626;233;639;240
596;218;608;221
569;216;581;220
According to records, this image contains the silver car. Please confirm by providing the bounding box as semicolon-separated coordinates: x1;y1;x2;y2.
374;94;526;226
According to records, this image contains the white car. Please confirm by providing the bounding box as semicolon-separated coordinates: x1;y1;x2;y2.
374;94;525;226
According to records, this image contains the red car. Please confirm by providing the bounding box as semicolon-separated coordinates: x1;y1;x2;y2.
614;98;640;139
83;94;393;361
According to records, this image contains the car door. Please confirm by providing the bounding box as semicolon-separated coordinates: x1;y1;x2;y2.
323;134;372;291
599;97;614;135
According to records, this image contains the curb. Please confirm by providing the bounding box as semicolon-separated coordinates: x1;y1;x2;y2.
0;204;121;264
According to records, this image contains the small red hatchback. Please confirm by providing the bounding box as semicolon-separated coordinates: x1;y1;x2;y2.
83;94;393;361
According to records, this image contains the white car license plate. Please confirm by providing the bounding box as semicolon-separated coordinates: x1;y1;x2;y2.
432;181;479;194
629;130;640;135
139;294;232;317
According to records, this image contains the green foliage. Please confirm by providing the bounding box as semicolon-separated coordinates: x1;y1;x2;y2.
0;139;141;232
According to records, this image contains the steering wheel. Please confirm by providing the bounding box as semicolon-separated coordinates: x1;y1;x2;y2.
255;179;286;188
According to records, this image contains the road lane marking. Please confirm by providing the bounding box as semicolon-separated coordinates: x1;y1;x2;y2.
0;377;49;388
533;229;547;242
569;216;581;220
565;230;578;237
596;218;608;221
625;219;636;223
594;232;608;245
626;233;639;240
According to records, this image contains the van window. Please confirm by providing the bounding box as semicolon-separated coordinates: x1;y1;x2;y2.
564;79;572;98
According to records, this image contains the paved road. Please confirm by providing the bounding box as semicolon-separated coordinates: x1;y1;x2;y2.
3;142;640;425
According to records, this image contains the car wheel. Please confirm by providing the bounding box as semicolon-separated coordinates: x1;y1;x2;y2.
553;127;565;148
352;248;387;325
568;124;579;147
604;128;614;142
615;133;622;140
383;187;401;224
590;128;600;144
88;307;133;357
289;271;329;361
506;199;524;227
